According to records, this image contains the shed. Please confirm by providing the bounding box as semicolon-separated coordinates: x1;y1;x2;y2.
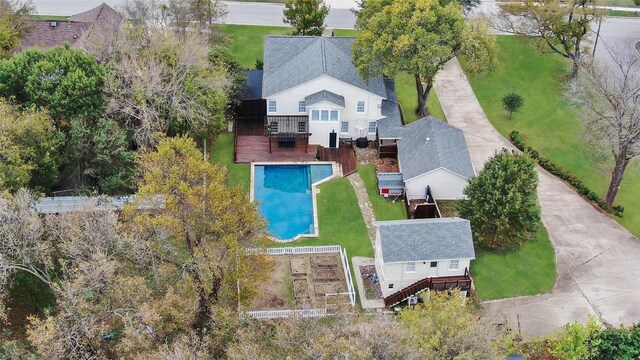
377;172;404;197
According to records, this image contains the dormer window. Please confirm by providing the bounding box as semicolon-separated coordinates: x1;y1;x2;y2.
268;100;277;113
357;100;366;113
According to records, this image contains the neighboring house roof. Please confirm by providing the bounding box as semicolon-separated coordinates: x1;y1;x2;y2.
377;172;404;190
262;36;387;98
18;21;91;50
18;3;122;51
375;218;476;263
243;70;263;100
305;90;345;107
397;117;475;181
377;79;404;139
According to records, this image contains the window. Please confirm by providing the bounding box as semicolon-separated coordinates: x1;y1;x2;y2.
388;284;394;289
298;101;306;113
320;110;329;121
357;100;366;113
406;262;416;273
311;109;339;122
368;121;377;134
449;260;459;270
268;100;277;113
430;261;438;268
340;121;349;133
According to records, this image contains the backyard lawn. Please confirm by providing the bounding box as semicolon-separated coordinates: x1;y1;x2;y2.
210;133;250;194
471;225;556;300
465;35;640;238
220;24;446;124
357;165;407;221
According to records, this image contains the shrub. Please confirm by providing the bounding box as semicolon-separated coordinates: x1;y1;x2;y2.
510;131;623;216
502;92;523;119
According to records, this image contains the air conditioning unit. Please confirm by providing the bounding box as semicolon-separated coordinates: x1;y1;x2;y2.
50;21;58;28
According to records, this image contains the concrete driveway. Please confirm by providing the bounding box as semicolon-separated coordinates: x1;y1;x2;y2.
434;58;640;339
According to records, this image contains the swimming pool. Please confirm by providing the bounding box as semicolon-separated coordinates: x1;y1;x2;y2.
253;164;334;241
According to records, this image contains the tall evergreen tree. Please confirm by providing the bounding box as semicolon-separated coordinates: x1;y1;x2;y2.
283;0;330;36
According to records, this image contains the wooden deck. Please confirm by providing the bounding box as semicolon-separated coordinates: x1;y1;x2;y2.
320;145;357;176
235;117;357;175
235;136;318;163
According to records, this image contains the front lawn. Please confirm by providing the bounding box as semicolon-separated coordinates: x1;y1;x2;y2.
357;165;407;221
471;225;556;300
465;35;640;238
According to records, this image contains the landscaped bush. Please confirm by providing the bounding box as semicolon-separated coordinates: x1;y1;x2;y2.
510;131;624;216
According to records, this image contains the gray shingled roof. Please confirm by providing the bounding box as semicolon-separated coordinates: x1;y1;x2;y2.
262;36;386;98
397;117;475;181
375;218;475;263
377;79;405;139
305;90;345;107
377;172;404;190
243;70;263;100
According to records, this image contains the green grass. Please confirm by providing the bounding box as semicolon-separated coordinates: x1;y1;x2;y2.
471;225;556;300
357;165;407;221
27;15;70;21
210;133;250;194
608;9;640;16
465;35;640;238
395;72;446;123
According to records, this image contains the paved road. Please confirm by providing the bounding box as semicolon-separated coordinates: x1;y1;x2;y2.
434;58;640;339
31;0;357;29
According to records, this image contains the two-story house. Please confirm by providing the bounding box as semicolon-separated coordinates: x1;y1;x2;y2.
255;36;392;148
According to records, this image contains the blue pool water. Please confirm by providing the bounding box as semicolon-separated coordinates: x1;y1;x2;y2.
254;164;333;240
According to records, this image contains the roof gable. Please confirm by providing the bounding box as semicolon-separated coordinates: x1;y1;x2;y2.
262;36;386;98
397;117;475;181
305;90;345;107
376;218;475;263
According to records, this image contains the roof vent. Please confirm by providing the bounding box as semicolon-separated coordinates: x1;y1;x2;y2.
50;21;58;28
426;137;431;142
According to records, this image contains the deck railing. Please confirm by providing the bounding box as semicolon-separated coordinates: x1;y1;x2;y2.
241;308;328;320
264;116;310;138
383;268;472;308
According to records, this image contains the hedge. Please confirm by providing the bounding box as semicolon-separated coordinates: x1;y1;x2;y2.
510;131;623;217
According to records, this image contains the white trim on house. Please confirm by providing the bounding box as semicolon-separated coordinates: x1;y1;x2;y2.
400;166;472;183
266;74;387;100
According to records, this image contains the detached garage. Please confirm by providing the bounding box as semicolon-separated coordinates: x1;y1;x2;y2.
397;117;475;200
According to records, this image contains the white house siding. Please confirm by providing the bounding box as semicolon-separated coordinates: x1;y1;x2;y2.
403;168;469;201
374;229;471;298
266;75;384;147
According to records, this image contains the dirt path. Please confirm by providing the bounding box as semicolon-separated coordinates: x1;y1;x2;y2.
434;57;640;339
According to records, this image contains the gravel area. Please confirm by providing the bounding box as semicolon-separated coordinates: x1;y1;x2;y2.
354;142;378;165
359;265;383;299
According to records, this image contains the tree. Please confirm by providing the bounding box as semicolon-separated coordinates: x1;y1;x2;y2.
102;31;232;148
0;0;34;59
549;316;602;360
353;0;496;117
459;16;498;75
283;0;330;36
502;92;523;119
457;151;540;249
567;53;640;208
496;0;601;79
0;45;105;123
398;290;504;359
65;117;137;194
0;101;60;193
124;136;270;333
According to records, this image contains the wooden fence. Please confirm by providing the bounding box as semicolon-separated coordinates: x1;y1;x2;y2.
260;245;342;255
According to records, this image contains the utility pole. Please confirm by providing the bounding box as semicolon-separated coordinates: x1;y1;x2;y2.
591;14;603;64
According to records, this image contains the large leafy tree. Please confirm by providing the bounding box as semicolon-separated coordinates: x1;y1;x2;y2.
0;45;105;123
353;0;496;117
496;0;600;79
0;0;34;59
283;0;330;36
124;137;270;333
457;151;540;250
0;100;60;193
65;117;137;194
